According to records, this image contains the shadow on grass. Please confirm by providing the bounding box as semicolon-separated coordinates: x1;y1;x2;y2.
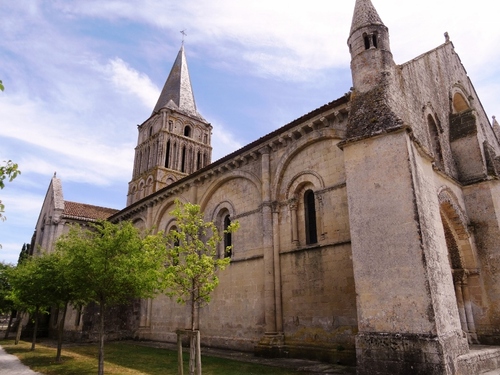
1;339;312;375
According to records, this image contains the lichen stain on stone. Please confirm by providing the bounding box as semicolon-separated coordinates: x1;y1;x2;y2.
346;84;404;139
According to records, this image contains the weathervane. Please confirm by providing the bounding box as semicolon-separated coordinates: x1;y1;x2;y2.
180;30;187;45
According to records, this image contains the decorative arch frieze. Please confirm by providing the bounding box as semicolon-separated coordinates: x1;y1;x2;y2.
209;200;237;258
437;186;470;241
209;200;236;223
153;197;188;230
198;171;261;213
285;170;325;201
285;171;326;246
437;186;481;344
132;217;147;231
272;133;339;201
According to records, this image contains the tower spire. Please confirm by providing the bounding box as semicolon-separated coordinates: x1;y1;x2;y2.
349;0;385;36
347;0;393;93
153;44;201;119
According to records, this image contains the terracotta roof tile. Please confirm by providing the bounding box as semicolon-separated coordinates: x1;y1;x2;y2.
63;201;119;221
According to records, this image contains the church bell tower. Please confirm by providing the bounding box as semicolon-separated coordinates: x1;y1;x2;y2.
127;45;212;206
347;0;394;94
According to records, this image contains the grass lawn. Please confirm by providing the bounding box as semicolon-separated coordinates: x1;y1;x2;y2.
0;339;310;375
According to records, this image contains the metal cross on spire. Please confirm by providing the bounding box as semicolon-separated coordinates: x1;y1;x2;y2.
180;30;187;45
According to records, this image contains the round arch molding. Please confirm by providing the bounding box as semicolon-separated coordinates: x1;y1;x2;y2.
272;133;340;201
152;196;189;231
198;170;261;213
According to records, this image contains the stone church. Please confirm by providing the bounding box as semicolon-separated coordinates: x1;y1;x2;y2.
31;0;500;373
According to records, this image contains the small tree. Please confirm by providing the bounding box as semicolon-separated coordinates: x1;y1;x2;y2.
164;200;239;375
7;254;58;349
56;220;167;375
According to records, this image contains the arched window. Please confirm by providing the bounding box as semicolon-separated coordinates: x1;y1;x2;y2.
184;126;191;137
372;33;378;48
452;93;470;113
181;146;186;173
363;33;370;50
165;140;171;168
304;190;318;244
169;225;180;248
223;215;232;258
196;151;202;170
149;126;153;137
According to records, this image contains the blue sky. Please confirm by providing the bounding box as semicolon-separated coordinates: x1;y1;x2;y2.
1;0;499;264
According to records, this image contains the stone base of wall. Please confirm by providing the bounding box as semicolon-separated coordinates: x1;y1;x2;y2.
355;331;469;375
456;345;500;375
255;333;356;366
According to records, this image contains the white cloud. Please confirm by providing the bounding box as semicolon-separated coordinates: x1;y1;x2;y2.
0;93;134;186
49;0;500;87
104;58;160;109
210;121;244;161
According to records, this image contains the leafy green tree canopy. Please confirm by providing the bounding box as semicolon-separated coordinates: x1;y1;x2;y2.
0;262;14;314
57;220;167;307
55;220;167;375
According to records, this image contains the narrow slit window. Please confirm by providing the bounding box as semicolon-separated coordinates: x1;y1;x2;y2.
197;151;202;170
304;190;318;244
181;146;186;173
224;215;232;258
165;140;171;168
363;34;370;50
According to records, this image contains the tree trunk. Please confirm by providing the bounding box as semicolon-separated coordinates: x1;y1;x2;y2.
15;312;24;345
189;334;196;375
189;289;196;375
56;303;68;362
98;300;105;375
3;310;15;339
31;307;39;351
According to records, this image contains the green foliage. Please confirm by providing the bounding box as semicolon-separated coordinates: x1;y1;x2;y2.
0;160;20;190
56;220;167;307
0;80;3;91
0;262;14;314
164;200;239;329
55;220;167;374
17;243;31;265
6;253;64;315
0;160;21;224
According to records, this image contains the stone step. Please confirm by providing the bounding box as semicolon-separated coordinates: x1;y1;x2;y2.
456;345;500;374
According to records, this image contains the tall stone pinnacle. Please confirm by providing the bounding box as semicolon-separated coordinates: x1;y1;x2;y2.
153;45;201;118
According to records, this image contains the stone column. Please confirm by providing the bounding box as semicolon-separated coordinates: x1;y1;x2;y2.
255;147;285;357
272;203;283;332
454;274;469;334
260;147;276;332
146;202;155;229
462;278;478;343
